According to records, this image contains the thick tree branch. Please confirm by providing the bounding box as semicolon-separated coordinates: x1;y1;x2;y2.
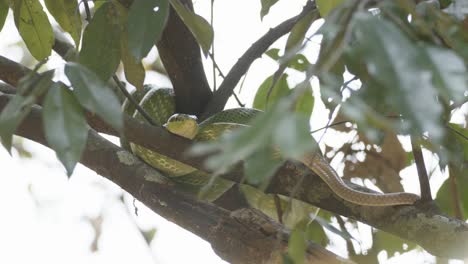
1;56;468;259
0;93;348;264
156;0;213;116
200;1;318;120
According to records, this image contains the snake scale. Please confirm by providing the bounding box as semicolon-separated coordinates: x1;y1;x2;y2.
122;86;419;220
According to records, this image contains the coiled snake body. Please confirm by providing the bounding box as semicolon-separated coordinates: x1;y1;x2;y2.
123;86;419;217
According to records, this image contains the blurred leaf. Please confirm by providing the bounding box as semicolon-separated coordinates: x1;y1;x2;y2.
293;82;314;118
169;0;213;56
422;46;467;105
116;2;146;89
435;174;468;219
316;0;345;17
286;11;317;52
253;74;290;110
372;230;416;257
12;0;53;60
288;227;307;264
127;0;169;60
0;0;8;32
44;0;82;46
244;146;283;185
346;13;445;141
260;0;279;19
304;220;328;246
79;1;121;81
65;62;123;132
287;54;310;72
273;114;315;159
43;84;88;175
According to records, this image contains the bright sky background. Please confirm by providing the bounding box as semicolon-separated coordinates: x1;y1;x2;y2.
0;0;466;263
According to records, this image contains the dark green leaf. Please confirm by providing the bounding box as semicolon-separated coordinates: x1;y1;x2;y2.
0;0;8;32
253;74;290;110
315;216;354;241
260;0;279;19
12;0;54;60
79;1;121;81
65;62;123;131
128;0;169;60
43;84;88;175
0;70;54;151
115;2;146;89
0;95;33;152
169;0;213;56
44;0;82;46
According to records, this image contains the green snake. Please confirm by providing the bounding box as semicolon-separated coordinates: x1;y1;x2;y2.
122;86;420;218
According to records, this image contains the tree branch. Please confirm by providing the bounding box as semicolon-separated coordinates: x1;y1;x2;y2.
411;135;433;202
200;1;318;119
1;55;468;259
0;93;349;264
156;0;213;116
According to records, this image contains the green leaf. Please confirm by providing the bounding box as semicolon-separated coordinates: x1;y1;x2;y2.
65;62;123;132
0;95;33;152
265;48;280;61
294;82;314;118
316;0;345;17
260;0;279;19
288;227;307;264
314;216;354;241
273;113;316;159
43;84;88;175
79;1;121;81
44;0;82;47
0;0;8;32
244;146;283;185
285;11;317;52
0;70;54;151
347;14;444;141
116;2;146;89
12;0;53;60
423;46;467;105
128;0;169;60
253;74;290;110
372;230;416;256
169;0;213;56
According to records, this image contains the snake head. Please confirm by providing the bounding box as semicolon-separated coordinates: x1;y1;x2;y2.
164;114;199;140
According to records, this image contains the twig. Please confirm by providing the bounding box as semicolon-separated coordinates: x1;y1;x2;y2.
112;75;157;126
411;135;432;202
210;0;216;91
200;1;318;120
82;0;92;22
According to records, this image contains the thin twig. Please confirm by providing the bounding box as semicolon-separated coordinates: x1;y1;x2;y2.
411;135;432;202
210;0;216;91
82;0;92;22
112;75;157;126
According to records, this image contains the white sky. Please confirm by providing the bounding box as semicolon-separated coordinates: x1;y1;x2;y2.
0;0;466;263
